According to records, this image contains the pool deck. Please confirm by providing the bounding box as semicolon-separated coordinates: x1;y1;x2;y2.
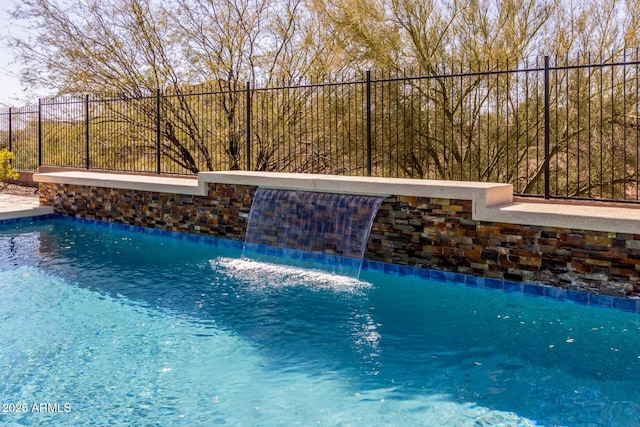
0;193;54;220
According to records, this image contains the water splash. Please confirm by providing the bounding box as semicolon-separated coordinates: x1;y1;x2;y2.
243;189;383;277
210;257;372;294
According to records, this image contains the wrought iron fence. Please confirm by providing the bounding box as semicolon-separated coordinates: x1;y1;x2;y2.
2;52;640;202
0;105;39;172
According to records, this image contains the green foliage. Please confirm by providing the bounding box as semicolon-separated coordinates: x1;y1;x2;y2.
0;149;20;186
5;0;640;200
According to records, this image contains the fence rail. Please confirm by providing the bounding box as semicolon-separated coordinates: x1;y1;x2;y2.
3;53;640;202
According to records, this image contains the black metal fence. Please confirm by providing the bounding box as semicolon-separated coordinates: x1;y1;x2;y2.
3;52;640;202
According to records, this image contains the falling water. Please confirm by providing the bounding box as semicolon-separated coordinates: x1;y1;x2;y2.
243;188;383;277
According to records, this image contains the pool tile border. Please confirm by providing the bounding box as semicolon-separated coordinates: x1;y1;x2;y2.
0;213;59;225
2;214;639;314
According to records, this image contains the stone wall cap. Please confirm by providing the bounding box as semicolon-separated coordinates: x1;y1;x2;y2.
479;201;640;234
199;171;513;202
34;171;207;196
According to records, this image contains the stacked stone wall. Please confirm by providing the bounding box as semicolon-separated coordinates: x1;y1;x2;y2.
39;182;640;297
365;195;640;297
39;182;255;240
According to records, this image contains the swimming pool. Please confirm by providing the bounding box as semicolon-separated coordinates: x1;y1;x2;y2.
1;217;640;426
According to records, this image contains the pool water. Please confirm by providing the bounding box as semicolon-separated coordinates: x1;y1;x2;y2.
1;218;640;426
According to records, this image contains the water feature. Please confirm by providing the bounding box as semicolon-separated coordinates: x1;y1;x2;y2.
243;188;383;277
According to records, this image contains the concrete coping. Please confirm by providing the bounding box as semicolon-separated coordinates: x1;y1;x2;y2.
0;194;54;220
34;171;207;196
199;171;515;207
34;170;640;234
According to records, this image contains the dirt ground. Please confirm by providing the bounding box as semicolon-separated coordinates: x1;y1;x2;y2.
1;183;39;197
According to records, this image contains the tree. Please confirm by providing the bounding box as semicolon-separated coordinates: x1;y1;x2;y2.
0;149;20;187
7;0;327;173
309;0;558;182
306;0;640;201
6;0;640;201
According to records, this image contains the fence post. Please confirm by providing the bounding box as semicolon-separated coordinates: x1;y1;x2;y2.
544;55;550;199
246;81;251;171
85;94;90;169
8;108;12;153
156;89;161;174
366;70;372;177
38;99;42;168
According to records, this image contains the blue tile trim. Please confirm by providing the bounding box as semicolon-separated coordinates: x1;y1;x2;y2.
430;270;446;281
383;263;400;274
567;290;589;305
485;278;504;290
415;268;431;280
362;260;640;315
464;275;484;288
543;286;567;301
504;281;524;293
589;293;613;308
524;283;544;297
0;213;58;226
612;297;640;313
0;214;245;251
446;272;467;285
398;265;414;276
2;214;639;315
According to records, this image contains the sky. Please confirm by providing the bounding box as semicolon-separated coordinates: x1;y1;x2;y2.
0;0;42;107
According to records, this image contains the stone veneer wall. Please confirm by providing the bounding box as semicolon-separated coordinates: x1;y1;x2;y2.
367;195;640;297
39;181;640;298
39;182;256;240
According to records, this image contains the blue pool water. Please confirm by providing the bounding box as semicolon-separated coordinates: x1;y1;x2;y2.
1;218;640;426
